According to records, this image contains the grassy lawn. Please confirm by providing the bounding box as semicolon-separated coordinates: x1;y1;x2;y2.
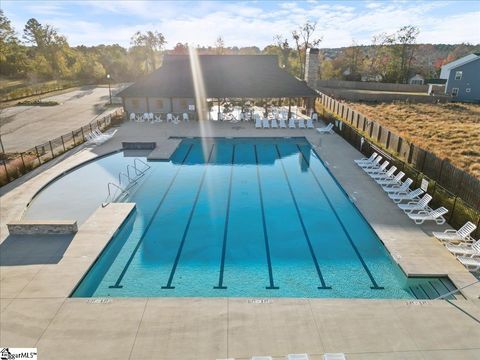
345;101;480;178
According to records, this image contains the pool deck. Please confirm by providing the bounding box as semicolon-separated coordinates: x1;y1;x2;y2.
1;120;479;359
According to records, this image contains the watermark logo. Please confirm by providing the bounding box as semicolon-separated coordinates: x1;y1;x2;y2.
0;348;37;360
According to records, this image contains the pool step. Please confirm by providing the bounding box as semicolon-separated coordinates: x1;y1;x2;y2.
407;277;464;300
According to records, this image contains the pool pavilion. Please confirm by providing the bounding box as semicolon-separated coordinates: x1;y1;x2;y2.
117;54;318;121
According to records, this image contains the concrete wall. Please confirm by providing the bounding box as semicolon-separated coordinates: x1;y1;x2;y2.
124;97;148;114
7;220;78;235
446;59;480;103
316;80;429;93
172;98;195;114
148;97;172;113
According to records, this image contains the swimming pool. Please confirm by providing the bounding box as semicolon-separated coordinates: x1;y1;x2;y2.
72;137;455;298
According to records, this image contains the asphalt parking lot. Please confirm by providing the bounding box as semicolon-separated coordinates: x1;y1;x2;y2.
0;85;127;153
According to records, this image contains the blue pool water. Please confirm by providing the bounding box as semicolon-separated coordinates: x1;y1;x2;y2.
71;138;450;299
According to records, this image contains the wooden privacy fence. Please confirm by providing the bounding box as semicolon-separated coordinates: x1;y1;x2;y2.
316;92;480;238
0;109;124;187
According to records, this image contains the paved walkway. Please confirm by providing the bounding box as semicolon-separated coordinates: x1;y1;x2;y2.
1;120;479;359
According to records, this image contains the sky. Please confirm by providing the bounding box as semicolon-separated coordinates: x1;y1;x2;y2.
3;0;480;49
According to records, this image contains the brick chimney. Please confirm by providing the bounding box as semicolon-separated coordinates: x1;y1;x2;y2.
305;48;320;88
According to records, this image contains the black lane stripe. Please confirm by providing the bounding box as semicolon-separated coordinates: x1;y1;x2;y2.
274;145;331;289
162;144;215;289
296;145;383;289
214;145;235;289
110;144;194;288
254;145;279;290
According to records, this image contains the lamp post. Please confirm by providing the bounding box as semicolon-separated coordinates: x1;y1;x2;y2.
107;74;112;105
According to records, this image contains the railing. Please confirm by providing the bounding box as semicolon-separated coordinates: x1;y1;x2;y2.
103;157;151;205
0;109;125;187
433;279;480;300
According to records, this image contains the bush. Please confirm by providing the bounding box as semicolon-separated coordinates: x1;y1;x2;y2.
16;100;59;106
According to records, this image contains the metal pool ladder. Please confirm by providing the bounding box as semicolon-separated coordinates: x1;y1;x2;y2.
103;158;151;206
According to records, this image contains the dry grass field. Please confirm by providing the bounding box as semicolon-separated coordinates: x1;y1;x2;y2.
346;101;480;178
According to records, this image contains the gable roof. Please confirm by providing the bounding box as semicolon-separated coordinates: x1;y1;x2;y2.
118;55;318;98
440;53;480;79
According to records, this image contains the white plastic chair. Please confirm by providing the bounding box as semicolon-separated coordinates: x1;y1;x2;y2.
398;193;432;213
355;152;378;165
262;118;270;129
288;118;296;129
433;222;477;244
271;118;278;128
298;118;306;128
376;171;405;186
316;123;334;134
153;114;162;123
129;113;136;121
255;117;262;129
388;188;424;203
279;118;287;128
306;119;314;129
383;178;414;194
446;239;480;257
312;113;318;121
407;207;448;225
457;256;480;272
182;112;189;122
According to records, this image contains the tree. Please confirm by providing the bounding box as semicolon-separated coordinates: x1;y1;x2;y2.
291;21;322;78
0;10;29;76
273;35;291;70
171;42;188;55
214;36;225;55
130;30;166;73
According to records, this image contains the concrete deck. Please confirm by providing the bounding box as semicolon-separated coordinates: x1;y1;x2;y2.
1;120;479;359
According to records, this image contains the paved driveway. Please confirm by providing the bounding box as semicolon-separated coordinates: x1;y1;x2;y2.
0;85;128;153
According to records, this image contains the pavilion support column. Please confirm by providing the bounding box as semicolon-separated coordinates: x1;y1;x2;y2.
146;97;150;113
218;98;221;120
288;98;292;119
170;97;174;114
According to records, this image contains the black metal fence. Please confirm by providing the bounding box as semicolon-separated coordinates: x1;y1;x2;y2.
316;93;480;239
0;109;124;187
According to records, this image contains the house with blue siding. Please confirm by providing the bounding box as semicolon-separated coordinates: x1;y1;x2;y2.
440;53;480;103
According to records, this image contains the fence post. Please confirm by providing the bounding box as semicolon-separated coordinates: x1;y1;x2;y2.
450;196;457;222
20;153;26;171
61;136;66;152
49;141;54;158
386;131;391;149
35;146;41;165
2;160;10;182
89;123;93;133
72;131;76;146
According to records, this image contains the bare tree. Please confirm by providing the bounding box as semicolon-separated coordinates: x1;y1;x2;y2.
214;36;225;55
273;34;291;69
292;21;322;78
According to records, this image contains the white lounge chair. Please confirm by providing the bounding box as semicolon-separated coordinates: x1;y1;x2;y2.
271;118;278;128
251;357;273;360
298;118;306;128
370;166;397;180
388;188;424;203
288;118;296;129
446;239;480;257
288;354;310;360
382;178;413;193
182;112;189;122
316;123;334;134
376;171;405;186
262;118;270;128
306;119;314;129
129;113;136;121
364;161;389;174
457;256;480;272
359;156;382;169
86;129;117;145
255;117;262;129
323;354;346;360
433;221;477;244
279;118;287;128
398;193;432;213
355;152;378;165
153;114;162;123
312;113;318;122
407;207;448;225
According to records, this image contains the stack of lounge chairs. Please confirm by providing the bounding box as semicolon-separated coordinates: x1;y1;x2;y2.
86;128;117;145
355;151;479;273
255;115;315;129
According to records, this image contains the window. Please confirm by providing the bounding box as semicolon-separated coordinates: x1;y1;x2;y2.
156;99;164;108
455;71;462;80
452;88;459;97
131;99;139;108
466;88;471;93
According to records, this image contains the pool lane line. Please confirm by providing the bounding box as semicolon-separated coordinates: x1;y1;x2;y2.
162;144;215;289
214;145;235;290
274;145;331;290
295;145;384;290
254;145;280;290
109;144;194;289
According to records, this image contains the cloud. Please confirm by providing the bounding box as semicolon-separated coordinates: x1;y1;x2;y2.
3;0;479;48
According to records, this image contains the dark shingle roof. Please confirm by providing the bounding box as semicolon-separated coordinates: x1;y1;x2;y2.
118;55;317;98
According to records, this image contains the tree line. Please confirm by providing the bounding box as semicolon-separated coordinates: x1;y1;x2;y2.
1;10;478;85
